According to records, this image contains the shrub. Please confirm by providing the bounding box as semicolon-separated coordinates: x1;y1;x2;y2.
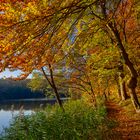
0;100;115;140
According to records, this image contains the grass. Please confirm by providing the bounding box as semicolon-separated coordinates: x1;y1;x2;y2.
0;99;116;140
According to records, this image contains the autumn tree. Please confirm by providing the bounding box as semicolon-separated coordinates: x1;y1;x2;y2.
98;0;140;111
0;0;69;110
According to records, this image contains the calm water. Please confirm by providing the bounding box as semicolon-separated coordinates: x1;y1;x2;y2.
0;99;54;134
0;98;68;134
0;109;33;134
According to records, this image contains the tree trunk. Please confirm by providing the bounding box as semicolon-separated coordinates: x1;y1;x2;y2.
128;77;140;111
103;91;107;101
48;64;65;112
108;23;140;111
117;85;121;99
119;80;128;100
41;66;64;111
52;83;65;111
89;82;96;105
115;75;122;98
129;88;140;111
118;64;129;100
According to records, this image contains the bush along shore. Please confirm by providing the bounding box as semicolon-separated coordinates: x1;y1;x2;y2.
0;99;116;140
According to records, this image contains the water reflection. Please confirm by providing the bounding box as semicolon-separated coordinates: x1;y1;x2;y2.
0;99;56;110
0;109;33;134
0;100;50;134
0;98;68;134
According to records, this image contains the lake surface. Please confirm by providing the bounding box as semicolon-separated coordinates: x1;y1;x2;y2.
0;109;33;134
0;98;68;134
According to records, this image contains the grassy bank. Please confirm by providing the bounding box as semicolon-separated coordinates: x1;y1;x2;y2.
0;99;115;140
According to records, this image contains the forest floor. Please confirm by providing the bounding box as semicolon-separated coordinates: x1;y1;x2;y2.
106;99;140;140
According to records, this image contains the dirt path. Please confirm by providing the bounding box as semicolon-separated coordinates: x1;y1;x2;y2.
106;101;140;140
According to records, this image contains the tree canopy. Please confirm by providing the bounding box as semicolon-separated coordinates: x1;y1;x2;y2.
0;0;140;111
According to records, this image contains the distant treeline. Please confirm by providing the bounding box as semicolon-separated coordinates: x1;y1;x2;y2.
0;79;45;101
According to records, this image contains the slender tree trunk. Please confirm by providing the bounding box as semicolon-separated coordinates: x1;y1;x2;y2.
108;23;140;111
114;75;121;98
103;91;108;101
118;64;129;100
119;80;128;100
48;64;65;111
128;77;140;111
41;66;64;111
52;83;65;111
88;76;96;106
129;88;140;111
90;86;96;106
117;84;121;98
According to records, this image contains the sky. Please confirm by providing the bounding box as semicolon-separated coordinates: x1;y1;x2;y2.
0;69;32;79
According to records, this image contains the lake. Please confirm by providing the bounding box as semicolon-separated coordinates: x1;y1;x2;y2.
0;109;33;134
0;98;68;134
